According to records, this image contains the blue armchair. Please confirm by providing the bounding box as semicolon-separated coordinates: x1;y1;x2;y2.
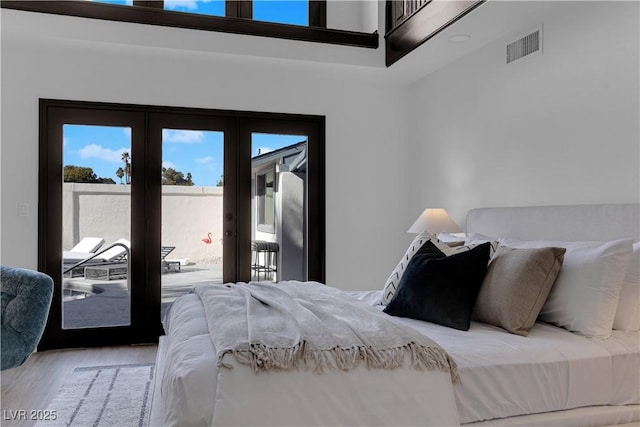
1;266;53;370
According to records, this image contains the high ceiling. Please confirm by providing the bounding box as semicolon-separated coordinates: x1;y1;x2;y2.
2;1;561;85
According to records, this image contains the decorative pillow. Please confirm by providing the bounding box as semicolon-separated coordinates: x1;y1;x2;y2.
613;242;640;331
383;241;491;331
380;233;451;305
380;233;498;305
474;246;566;336
500;238;634;338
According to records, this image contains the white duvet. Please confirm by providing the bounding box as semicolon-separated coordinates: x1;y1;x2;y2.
159;289;639;426
160;291;459;427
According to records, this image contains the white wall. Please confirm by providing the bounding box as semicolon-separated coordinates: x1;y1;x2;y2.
407;1;640;228
62;184;225;263
0;8;411;291
327;1;378;33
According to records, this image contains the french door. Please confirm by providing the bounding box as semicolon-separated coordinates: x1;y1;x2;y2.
38;100;325;350
148;113;239;322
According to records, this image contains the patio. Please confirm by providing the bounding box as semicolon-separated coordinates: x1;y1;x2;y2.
62;264;222;329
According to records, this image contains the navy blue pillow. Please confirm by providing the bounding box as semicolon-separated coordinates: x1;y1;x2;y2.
383;241;491;331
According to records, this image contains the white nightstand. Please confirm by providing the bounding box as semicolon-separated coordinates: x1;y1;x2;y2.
437;232;466;247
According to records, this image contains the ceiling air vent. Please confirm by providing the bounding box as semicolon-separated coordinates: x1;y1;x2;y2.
506;26;542;64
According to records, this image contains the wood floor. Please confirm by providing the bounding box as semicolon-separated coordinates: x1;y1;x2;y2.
1;344;157;427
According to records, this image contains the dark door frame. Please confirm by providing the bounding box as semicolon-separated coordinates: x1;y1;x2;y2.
38;99;325;350
39;103;151;349
238;117;325;282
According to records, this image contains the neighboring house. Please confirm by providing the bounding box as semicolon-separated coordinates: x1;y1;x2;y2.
252;141;307;281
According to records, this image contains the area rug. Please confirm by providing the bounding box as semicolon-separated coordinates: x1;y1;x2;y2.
35;363;154;427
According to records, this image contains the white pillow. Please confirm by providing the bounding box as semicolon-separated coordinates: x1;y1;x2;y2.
613;242;640;331
380;233;450;305
500;238;634;338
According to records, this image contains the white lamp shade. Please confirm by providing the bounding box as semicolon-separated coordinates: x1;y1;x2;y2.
407;208;462;234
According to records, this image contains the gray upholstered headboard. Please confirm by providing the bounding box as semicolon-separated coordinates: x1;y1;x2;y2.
466;204;639;242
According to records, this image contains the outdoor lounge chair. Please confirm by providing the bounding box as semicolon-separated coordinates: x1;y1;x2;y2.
63;239;130;278
161;246;181;273
69;237;105;253
62;237;105;264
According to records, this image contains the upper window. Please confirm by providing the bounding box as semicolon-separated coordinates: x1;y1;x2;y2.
164;0;226;17
95;0;314;26
2;0;379;49
253;1;308;26
94;0;132;5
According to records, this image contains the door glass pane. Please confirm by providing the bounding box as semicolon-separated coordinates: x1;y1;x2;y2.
164;0;225;17
251;133;307;282
253;0;309;26
62;125;131;329
161;129;224;320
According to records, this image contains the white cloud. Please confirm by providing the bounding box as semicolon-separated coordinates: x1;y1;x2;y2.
163;129;205;143
164;0;211;10
162;161;176;169
79;144;130;163
195;156;214;164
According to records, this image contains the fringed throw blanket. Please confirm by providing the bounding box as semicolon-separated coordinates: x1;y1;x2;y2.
193;281;458;381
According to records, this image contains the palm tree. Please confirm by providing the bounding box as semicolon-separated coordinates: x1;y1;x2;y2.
121;151;131;184
116;167;124;184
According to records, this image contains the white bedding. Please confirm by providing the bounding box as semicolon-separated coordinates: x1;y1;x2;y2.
160;292;459;427
158;289;639;426
353;291;640;423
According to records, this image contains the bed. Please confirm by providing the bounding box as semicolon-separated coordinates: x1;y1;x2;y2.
150;204;640;426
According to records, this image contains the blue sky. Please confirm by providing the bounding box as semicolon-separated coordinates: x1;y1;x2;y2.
97;0;309;26
63;125;306;186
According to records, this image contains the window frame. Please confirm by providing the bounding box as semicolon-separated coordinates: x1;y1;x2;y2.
2;1;377;49
255;165;276;233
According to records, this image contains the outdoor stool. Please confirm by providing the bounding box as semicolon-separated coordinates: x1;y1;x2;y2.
251;240;279;281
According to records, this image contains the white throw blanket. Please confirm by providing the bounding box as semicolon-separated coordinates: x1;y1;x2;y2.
193;281;458;380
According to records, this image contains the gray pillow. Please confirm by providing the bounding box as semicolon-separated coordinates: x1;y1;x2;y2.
474;246;566;336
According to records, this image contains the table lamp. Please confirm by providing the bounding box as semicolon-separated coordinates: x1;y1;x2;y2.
407;208;463;237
